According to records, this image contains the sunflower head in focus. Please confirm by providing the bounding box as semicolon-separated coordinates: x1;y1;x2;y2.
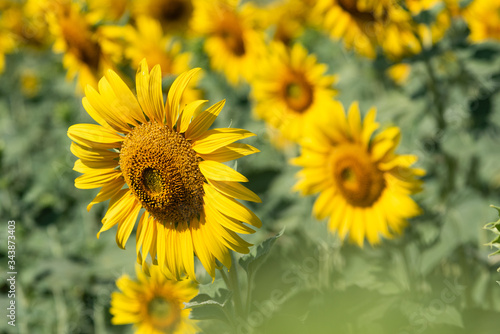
463;0;500;42
47;2;115;90
68;60;261;280
251;42;337;143
133;0;194;34
191;0;265;85
293;101;424;246
314;0;421;59
111;265;198;334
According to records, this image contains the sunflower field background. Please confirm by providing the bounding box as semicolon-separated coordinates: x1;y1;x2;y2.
1;0;500;333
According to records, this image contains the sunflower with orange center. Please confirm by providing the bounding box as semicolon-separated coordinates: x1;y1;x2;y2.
314;0;421;59
111;265;198;334
47;2;117;90
191;0;265;85
251;42;337;143
293;101;424;246
68;60;261;280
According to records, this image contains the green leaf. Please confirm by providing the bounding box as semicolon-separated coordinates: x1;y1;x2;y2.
185;286;232;323
239;228;285;275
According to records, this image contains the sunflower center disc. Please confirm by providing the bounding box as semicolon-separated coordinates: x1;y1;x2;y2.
60;18;101;70
283;74;314;113
331;144;385;207
120;122;205;225
219;11;246;56
337;0;377;23
147;296;179;330
153;0;193;24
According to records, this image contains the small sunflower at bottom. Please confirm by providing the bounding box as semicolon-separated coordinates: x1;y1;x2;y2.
68;59;262;280
292;101;424;246
110;265;198;334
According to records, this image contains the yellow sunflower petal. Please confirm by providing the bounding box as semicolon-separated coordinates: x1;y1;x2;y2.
180;226;197;280
116;201;141;249
197;143;259;162
136;59;164;123
204;184;262;228
98;190;137;238
208;179;261;202
73;158;118;173
85;85;132;134
68;124;123;149
185;100;225;140
70;142;119;162
204;202;256;235
86;177;125;211
98;77;139;128
191;128;256;154
199;160;248;182
105;69;147;124
75;169;122;189
177;100;208;134
347;102;362;142
167;68;201;129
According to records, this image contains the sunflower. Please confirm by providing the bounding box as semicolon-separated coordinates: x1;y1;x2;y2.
463;0;500;42
68;60;261;280
191;0;265;85
47;2;117;90
86;0;130;23
0;19;15;74
122;16;191;77
111;265;198;334
314;0;421;59
132;0;194;34
292;101;424;246
386;63;411;86
0;1;48;49
250;0;314;45
251;42;337;143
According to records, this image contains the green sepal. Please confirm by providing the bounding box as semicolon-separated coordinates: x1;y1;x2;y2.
239;228;285;274
184;286;232;323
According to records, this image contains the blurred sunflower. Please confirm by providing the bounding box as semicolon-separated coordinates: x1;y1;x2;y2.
463;0;500;42
293;102;424;246
86;0;129;23
314;0;421;59
121;16;203;113
191;0;265;85
251;42;337;142
0;22;15;74
0;1;49;49
251;0;313;45
386;63;411;86
47;2;117;90
132;0;194;34
122;16;191;77
111;265;198;334
68;60;261;280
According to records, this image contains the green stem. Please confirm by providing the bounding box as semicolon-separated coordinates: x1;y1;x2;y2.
229;251;244;315
245;272;254;316
424;58;446;132
219;267;231;290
